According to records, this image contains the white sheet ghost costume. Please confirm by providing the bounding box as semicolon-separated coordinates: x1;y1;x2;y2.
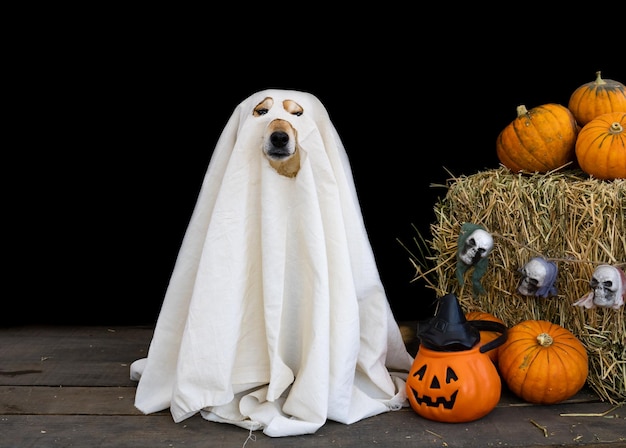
129;89;414;437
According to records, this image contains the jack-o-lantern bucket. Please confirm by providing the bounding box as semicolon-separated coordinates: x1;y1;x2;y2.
406;294;507;423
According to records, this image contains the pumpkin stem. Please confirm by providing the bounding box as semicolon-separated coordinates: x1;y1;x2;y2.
594;71;607;86
609;122;623;134
516;104;530;117
536;333;553;347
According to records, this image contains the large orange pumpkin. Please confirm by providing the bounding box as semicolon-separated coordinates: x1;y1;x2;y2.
575;111;626;180
496;103;578;173
406;344;501;423
465;311;505;363
497;320;588;405
568;71;626;127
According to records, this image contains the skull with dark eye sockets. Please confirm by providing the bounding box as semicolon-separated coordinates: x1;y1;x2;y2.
458;229;493;266
590;264;623;308
574;264;626;310
517;257;558;298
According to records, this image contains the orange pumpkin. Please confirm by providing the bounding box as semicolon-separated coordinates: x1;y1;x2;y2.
568;71;626;127
575;111;626;180
465;311;505;363
498;320;588;405
406;344;501;423
496;103;578;173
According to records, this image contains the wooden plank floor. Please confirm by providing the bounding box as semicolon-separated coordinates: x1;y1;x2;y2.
0;326;624;448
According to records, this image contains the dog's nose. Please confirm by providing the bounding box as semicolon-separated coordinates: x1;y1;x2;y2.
270;131;289;148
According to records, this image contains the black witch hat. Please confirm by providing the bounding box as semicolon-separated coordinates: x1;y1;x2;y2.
416;293;480;352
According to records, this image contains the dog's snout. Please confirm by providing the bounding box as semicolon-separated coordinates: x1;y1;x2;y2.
263;118;298;168
270;131;289;148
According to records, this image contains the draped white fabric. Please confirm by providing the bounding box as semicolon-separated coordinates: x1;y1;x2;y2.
130;89;413;437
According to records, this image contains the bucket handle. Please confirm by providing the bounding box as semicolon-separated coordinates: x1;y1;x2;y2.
468;320;508;354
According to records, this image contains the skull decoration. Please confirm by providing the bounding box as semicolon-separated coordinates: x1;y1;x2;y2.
517;257;558;298
573;264;626;310
458;228;494;266
456;223;494;296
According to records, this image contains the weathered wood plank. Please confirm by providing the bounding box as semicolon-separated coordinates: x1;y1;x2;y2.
1;326;624;448
0;326;152;387
0;386;145;415
1;403;624;448
0;385;603;415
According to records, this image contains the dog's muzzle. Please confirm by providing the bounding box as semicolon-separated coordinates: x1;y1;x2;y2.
266;131;291;159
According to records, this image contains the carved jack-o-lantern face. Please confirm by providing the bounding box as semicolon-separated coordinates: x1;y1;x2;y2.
410;363;459;409
406;345;501;423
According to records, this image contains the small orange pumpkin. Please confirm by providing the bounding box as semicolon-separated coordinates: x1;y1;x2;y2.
575;111;626;180
496;103;578;173
498;320;588;405
568;71;626;127
465;311;506;363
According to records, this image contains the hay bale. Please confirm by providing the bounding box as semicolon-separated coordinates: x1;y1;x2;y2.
408;166;625;404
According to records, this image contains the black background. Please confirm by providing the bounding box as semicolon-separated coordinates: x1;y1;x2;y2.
6;11;623;326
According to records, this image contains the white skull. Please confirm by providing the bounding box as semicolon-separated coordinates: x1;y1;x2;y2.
459;229;493;266
518;258;549;296
590;264;624;308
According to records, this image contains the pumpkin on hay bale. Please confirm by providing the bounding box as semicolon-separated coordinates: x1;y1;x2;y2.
403;166;625;404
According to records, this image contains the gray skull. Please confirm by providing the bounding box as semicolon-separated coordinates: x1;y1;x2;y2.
518;258;548;296
458;229;494;266
590;264;623;308
517;257;558;298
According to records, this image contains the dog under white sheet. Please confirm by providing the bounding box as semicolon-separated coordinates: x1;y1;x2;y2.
129;89;414;437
